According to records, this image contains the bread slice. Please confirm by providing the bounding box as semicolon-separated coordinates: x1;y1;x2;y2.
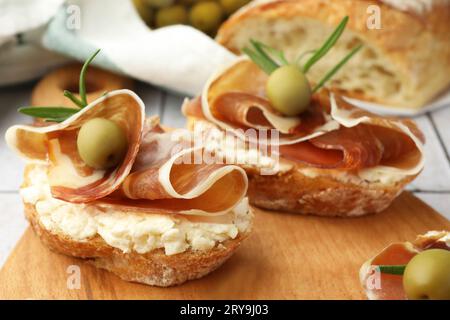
22;165;251;287
217;0;450;110
187;117;416;217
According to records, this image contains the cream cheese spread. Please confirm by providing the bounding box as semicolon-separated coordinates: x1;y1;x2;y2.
298;166;409;185
20;166;252;256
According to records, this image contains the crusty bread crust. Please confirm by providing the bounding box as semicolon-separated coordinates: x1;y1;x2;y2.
217;0;450;109
246;166;415;217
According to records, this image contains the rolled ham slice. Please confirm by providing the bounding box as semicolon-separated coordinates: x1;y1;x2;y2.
183;59;425;173
6;89;145;203
6;90;248;216
98;117;248;216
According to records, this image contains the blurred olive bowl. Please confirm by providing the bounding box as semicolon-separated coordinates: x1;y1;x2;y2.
133;0;251;36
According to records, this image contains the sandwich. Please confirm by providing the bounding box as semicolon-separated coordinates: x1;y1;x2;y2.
360;231;450;300
216;0;450;110
183;17;425;217
5;51;252;287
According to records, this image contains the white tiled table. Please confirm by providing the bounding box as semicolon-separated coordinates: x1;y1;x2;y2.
0;81;449;268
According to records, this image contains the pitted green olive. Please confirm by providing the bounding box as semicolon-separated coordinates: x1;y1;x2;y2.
77;118;128;169
266;65;312;116
403;249;450;300
189;1;223;34
155;5;188;28
143;0;174;8
220;0;250;15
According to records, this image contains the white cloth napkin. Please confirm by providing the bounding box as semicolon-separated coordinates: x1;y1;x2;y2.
0;0;64;38
0;0;69;86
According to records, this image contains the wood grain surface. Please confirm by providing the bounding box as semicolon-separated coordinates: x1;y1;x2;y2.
0;192;448;300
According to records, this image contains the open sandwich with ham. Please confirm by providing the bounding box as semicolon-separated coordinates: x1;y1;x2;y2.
6;89;253;287
183;59;425;217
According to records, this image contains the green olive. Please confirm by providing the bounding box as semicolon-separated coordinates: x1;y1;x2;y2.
266;65;312;116
133;0;154;25
77;118;128;169
403;249;450;300
189;1;223;34
155;5;188;28
220;0;250;15
143;0;174;8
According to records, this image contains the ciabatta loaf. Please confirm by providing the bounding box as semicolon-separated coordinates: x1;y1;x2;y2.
217;0;450;109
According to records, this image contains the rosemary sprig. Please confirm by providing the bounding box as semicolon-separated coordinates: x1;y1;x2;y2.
303;16;349;73
18;49;101;122
63;90;85;108
377;265;406;275
79;49;100;106
242;45;279;75
18;106;80;120
253;40;289;66
312;44;363;93
242;39;280;74
242;39;290;75
242;16;362;97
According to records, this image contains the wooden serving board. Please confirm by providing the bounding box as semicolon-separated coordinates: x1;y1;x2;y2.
0;192;448;300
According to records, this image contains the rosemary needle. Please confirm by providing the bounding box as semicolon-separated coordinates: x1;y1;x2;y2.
377;265;406;275
19;106;79;119
303;16;349;73
79;49;101;107
312;44;363;93
18;49;101;122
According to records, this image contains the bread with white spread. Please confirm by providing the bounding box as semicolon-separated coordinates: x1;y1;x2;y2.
22;164;252;287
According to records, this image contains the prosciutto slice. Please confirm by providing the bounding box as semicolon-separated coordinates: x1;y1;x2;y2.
6;90;144;203
98;118;248;216
182;59;425;173
360;231;450;300
6;90;248;216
